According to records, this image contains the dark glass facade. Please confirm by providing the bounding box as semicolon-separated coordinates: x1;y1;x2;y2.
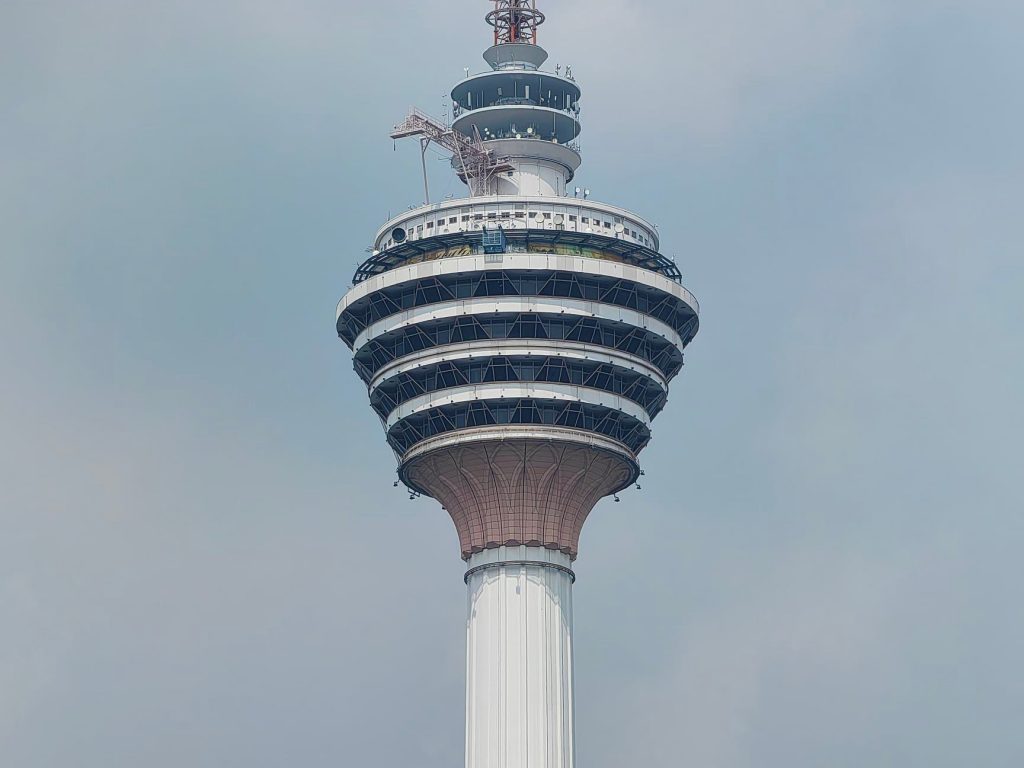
386;398;652;455
353;312;685;382
338;269;698;345
371;355;667;420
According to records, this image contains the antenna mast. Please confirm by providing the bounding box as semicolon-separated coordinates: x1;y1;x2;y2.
486;0;546;46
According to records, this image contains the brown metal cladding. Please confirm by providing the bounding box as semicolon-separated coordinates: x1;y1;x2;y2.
403;438;635;560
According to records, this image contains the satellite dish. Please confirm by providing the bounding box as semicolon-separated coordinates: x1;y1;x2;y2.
614;223;625;234
554;214;565;225
391;226;407;243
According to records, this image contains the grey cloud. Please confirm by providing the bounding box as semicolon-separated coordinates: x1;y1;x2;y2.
1;1;1022;766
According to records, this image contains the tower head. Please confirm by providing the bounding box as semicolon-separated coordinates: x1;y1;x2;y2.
341;0;700;561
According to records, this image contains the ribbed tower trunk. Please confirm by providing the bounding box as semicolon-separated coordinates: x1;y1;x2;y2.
403;436;631;767
465;546;575;768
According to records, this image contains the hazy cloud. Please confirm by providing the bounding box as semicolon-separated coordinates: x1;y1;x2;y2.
1;1;1021;766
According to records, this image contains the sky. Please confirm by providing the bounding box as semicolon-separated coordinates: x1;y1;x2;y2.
1;1;1022;766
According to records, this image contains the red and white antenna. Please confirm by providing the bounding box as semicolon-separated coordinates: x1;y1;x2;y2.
486;0;546;46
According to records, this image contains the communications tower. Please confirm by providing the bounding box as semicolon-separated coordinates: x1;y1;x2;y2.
336;3;700;765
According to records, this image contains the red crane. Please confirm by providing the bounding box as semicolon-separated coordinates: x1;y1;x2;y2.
390;109;513;200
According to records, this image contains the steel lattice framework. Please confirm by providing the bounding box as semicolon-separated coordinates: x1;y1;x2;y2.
350;311;687;382
369;355;670;420
486;0;546;45
338;268;696;341
390;109;513;197
388;397;651;455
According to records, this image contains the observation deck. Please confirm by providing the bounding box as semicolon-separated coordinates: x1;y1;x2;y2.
452;105;579;147
336;1;700;560
448;36;582;195
451;69;581;111
354;196;681;283
339;213;700;557
451;67;581;151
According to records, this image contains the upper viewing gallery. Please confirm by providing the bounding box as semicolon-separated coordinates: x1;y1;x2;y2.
344;0;694;289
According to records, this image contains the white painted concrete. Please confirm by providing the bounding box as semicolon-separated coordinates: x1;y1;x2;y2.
371;196;662;252
465;546;576;768
399;424;638;466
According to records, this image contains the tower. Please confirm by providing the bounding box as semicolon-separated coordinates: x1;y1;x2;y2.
336;3;699;766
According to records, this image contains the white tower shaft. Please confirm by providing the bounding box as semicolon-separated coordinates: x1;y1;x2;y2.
465;546;576;768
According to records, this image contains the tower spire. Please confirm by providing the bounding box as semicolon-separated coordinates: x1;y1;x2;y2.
486;0;546;46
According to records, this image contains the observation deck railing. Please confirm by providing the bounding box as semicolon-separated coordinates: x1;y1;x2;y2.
453;101;580;120
353;227;688;291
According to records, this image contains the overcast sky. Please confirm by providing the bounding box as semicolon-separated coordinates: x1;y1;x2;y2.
2;1;1022;766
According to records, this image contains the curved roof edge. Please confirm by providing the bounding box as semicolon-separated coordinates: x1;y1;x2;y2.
353;228;683;284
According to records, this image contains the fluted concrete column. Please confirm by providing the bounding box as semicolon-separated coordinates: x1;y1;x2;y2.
465;546;575;768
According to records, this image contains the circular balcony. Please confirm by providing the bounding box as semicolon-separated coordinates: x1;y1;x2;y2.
368;197;664;259
452;69;580;112
452;105;580;145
